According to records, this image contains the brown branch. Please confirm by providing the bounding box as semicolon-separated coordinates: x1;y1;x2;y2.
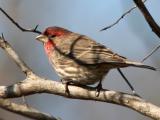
100;0;146;31
132;0;160;62
0;7;41;34
0;98;58;120
133;0;160;38
0;78;160;120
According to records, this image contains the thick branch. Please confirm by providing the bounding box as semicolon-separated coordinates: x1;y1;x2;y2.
133;0;160;38
0;77;160;120
0;98;58;120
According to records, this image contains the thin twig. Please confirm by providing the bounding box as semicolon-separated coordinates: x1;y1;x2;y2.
0;7;41;34
141;43;160;62
100;0;147;31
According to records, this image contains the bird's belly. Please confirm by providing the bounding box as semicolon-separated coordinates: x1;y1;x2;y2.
52;61;108;85
57;67;107;85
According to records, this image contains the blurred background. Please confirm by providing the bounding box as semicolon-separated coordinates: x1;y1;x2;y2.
0;0;160;120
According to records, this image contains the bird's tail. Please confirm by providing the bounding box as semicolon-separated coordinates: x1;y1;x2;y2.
125;61;156;71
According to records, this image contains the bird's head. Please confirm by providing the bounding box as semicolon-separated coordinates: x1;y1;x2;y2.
36;26;71;55
36;26;70;43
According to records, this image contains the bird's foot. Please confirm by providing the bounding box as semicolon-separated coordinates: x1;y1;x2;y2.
61;79;71;96
132;90;141;98
95;82;103;97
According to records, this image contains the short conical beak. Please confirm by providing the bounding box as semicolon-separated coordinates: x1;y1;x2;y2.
36;34;48;43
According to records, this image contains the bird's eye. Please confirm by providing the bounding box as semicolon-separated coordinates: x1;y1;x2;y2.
48;35;56;39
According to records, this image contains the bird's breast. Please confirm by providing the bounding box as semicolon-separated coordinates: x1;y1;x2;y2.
44;40;55;56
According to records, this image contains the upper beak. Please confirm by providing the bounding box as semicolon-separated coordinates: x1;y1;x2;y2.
36;34;48;43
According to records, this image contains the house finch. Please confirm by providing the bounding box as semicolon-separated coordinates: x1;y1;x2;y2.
36;26;156;95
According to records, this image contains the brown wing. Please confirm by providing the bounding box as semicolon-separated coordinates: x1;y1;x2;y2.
53;33;127;65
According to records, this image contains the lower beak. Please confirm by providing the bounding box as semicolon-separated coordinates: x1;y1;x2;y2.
36;34;48;43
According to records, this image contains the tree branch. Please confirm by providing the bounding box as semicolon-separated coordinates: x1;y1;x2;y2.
133;0;160;38
100;0;146;31
0;7;41;34
0;78;160;120
0;98;58;120
133;0;160;62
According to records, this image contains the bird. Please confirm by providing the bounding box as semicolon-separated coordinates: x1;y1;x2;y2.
36;26;156;96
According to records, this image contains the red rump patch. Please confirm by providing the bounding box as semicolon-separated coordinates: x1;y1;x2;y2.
44;40;55;56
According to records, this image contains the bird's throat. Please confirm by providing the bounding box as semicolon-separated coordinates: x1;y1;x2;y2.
44;40;55;56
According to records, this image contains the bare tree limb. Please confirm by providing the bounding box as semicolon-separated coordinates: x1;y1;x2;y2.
0;7;41;34
133;0;160;38
100;0;146;31
0;98;58;120
132;0;160;62
0;78;160;120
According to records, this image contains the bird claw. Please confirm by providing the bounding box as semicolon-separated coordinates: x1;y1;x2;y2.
132;91;141;98
64;83;70;96
61;79;70;96
95;82;103;97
